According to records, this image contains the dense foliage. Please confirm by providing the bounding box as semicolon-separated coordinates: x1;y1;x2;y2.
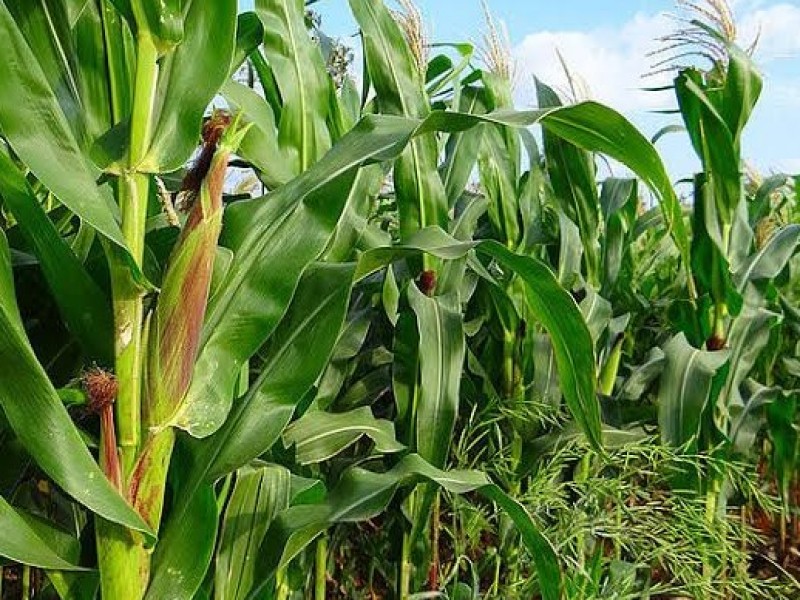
0;0;797;598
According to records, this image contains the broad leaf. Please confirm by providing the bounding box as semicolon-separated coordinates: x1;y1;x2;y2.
0;150;112;360
177;116;417;437
143;0;237;171
0;230;149;536
260;455;561;600
0;497;84;570
479;242;603;451
283;407;405;465
256;0;332;174
408;284;465;467
0;3;129;251
350;0;448;237
658;333;729;447
215;463;292;600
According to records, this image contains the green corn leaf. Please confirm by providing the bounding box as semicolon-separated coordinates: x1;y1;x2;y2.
73;0;121;145
322;164;388;262
142;0;237;172
0;230;151;537
65;0;91;27
0;150;113;360
176;116;418;438
349;223;603;451
675;71;741;228
537;79;601;284
201;262;355;479
658;333;729;447
618;348;665;401
480;485;562;600
131;0;183;52
230;12;264;75
350;0;448;237
717;305;781;434
147;263;353;598
734;225;800;290
179;103;656;436
730;381;780;456
416;102;691;282
537;102;690;286
440;86;487;207
0;497;84;570
283;407;405;465
479;122;523;247
408;284;465;467
259;455;561;600
221;80;295;189
0;2;129;253
767;393;799;505
256;0;332;174
4;0;86;145
479;241;604;451
721;45;763;147
145;479;218;600
215;463;292;600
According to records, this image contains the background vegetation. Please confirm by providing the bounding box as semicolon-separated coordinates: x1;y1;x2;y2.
0;0;797;598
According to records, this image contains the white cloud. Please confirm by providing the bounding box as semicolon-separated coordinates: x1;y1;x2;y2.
511;2;800;113
739;3;800;61
512;12;674;113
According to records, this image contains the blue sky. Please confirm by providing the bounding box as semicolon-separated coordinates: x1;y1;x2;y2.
242;0;800;178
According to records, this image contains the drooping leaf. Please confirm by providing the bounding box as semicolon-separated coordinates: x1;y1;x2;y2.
221;80;295;189
177;116;418;437
0;497;84;570
284;407;404;465
478;242;603;451
215;463;292;600
734;225;800;290
658;333;729;447
0;230;150;536
259;455;562;600
0;2;129;251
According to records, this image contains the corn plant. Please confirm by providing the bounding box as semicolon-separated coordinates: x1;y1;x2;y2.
1;0;798;598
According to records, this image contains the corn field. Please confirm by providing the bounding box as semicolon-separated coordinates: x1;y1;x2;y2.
0;0;798;598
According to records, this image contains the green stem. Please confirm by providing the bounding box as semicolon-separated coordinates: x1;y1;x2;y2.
22;564;30;599
400;529;413;600
275;568;290;600
315;535;328;600
112;175;148;475
112;31;159;475
128;35;159;169
703;475;721;583
99;31;160;600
